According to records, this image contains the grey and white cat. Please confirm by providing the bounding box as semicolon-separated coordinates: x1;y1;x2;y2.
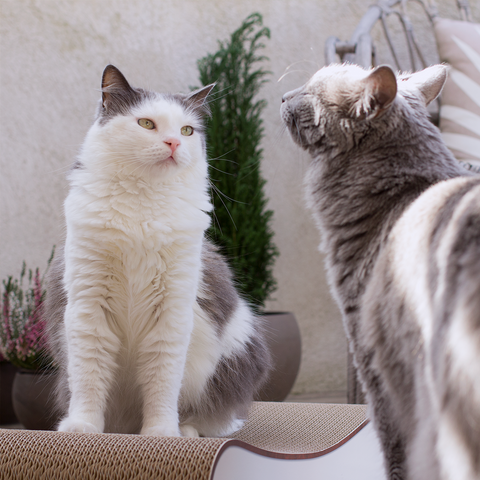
45;65;271;437
281;63;480;480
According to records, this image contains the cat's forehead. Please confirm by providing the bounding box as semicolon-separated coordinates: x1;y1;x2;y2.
306;64;370;93
132;96;200;126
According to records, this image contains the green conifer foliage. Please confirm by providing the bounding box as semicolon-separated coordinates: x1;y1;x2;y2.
197;13;278;311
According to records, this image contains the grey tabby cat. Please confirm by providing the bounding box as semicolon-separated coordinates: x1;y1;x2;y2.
281;63;480;480
45;65;271;437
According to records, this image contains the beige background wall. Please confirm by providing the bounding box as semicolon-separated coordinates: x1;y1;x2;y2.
1;0;478;396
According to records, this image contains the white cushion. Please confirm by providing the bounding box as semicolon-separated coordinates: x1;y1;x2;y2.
434;18;480;166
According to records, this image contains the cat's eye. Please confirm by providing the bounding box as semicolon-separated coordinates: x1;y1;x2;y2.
138;118;155;130
181;125;194;136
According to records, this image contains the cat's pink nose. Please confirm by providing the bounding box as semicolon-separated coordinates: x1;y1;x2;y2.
164;138;180;154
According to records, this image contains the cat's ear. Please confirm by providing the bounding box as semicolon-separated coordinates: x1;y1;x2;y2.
354;65;397;120
403;65;449;106
101;65;135;111
186;84;216;117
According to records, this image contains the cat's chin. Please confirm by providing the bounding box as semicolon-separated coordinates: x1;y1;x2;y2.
154;156;177;168
144;157;180;180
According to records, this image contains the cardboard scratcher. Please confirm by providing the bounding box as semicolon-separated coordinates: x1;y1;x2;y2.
0;402;386;480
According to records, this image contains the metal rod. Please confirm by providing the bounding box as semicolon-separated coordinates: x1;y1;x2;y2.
356;34;374;68
381;14;402;70
457;0;473;22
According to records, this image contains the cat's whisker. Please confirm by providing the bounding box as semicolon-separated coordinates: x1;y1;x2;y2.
137;163;151;182
292;117;302;144
237;163;259;181
208;148;237;163
189;85;232;111
209;188;223;236
208;165;235;176
44;162;75;173
209;158;238;165
278;59;320;83
206;85;231;100
203;95;230;109
283;60;318;71
210;182;248;205
277;69;314;83
276;123;288;140
209;181;238;230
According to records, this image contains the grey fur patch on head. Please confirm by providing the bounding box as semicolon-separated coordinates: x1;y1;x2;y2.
98;65;156;125
182;84;216;119
97;65;215;128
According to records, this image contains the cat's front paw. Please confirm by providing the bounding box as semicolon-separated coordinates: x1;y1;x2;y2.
141;423;181;437
215;418;245;436
180;424;200;438
57;416;102;434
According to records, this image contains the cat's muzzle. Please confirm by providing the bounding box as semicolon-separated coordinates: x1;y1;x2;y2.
280;100;306;147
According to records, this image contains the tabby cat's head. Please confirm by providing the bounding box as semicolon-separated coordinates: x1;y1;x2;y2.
80;65;215;181
280;63;448;152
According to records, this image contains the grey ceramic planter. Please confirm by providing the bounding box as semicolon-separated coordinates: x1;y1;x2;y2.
12;370;59;430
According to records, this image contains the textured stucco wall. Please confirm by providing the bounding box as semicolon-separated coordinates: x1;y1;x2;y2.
1;0;478;395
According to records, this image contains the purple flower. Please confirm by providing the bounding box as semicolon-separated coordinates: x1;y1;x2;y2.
0;252;56;371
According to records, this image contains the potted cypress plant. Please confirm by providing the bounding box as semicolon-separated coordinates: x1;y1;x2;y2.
197;13;301;401
0;254;59;429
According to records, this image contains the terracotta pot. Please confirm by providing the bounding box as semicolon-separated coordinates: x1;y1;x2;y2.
12;370;60;430
0;362;18;425
255;312;302;402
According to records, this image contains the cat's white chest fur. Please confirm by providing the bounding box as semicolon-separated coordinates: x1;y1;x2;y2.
61;167;210;435
64;171;209;339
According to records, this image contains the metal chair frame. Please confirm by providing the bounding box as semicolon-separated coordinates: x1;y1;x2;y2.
325;0;472;70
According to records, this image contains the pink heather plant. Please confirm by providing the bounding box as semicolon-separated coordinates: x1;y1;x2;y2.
0;252;56;371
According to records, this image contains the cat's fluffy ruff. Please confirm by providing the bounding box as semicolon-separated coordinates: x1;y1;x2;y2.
46;65;271;437
281;64;479;480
